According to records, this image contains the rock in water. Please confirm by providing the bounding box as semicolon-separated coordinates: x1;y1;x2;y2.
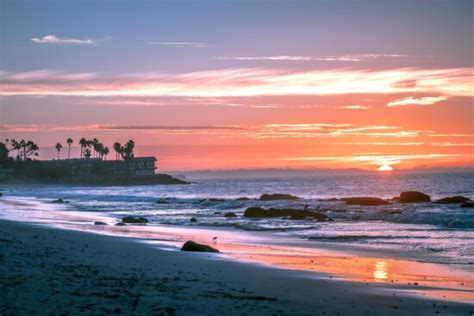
51;198;69;204
243;207;328;221
122;216;148;224
434;196;471;204
190;217;198;222
259;193;300;201
224;212;237;217
460;202;474;208
94;221;107;225
181;240;220;253
341;197;390;206
399;191;431;203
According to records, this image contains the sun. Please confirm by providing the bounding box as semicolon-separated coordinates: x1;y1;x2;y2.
377;165;393;172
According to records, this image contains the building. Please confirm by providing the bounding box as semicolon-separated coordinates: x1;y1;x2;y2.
41;157;157;178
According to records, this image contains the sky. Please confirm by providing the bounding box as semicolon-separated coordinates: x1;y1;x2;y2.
0;0;473;171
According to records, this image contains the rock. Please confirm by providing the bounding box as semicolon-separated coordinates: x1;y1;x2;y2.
156;200;169;204
317;198;339;202
236;197;251;201
115;222;126;226
122;216;148;224
199;198;226;203
434;196;471;204
341;197;390;206
399;191;431;203
259;193;300;201
190;217;198;222
50;198;69;204
224;212;237;217
94;221;107;225
181;240;220;253
214;211;222;214
460;202;474;208
290;212;328;221
244;207;328;221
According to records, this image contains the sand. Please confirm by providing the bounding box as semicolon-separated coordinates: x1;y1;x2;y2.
0;219;472;315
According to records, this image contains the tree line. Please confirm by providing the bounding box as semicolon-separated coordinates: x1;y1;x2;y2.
0;138;135;163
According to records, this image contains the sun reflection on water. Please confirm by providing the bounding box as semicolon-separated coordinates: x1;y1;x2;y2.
373;261;388;281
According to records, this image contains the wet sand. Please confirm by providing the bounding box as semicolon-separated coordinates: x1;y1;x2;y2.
1;219;472;315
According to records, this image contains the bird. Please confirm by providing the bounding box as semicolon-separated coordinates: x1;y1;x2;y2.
212;236;218;244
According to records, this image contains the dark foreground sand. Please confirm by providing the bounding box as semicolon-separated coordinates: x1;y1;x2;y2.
0;220;472;315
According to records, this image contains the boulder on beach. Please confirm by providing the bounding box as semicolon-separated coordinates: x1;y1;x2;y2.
244;207;328;221
50;198;69;204
94;221;107;225
434;196;471;204
224;212;237;218
341;197;390;206
399;191;431;203
180;240;220;253
121;216;148;224
259;193;300;201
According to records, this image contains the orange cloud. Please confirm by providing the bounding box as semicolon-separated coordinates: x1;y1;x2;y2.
1;67;472;98
386;96;448;107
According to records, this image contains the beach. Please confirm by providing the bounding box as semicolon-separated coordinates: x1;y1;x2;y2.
1;219;472;315
0;174;473;315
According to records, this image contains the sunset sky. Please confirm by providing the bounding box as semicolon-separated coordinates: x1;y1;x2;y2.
1;0;473;171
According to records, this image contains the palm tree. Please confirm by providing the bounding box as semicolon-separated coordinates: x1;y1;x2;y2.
113;142;121;160
66;138;73;159
123;139;135;160
55;143;63;160
92;138;99;158
79;138;87;158
103;147;110;160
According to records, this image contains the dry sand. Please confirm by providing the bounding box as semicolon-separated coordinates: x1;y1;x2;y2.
0;219;472;315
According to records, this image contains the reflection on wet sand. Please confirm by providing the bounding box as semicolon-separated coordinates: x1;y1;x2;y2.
373;261;388;281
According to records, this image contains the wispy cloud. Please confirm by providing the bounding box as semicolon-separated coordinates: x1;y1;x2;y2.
1;67;472;98
338;105;369;110
386;96;448;107
214;54;409;62
147;42;218;48
250;124;423;139
31;35;95;45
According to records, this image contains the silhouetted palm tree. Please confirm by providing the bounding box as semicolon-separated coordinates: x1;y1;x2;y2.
55;143;63;160
92;138;99;158
113;142;121;160
123;139;135;160
103;147;110;160
79;138;87;158
66;138;73;159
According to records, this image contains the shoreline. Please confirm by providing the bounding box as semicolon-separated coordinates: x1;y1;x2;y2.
1;219;473;315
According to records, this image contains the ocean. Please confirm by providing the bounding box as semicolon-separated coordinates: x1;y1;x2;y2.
1;171;473;266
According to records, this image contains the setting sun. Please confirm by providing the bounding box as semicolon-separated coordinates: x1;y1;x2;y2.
378;165;394;172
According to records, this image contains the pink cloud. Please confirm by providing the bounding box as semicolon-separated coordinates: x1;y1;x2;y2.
1;67;472;98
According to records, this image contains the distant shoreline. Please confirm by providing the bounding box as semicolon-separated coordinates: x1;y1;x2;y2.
0;174;189;186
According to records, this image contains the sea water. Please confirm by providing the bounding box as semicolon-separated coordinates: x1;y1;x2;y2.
1;172;473;266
